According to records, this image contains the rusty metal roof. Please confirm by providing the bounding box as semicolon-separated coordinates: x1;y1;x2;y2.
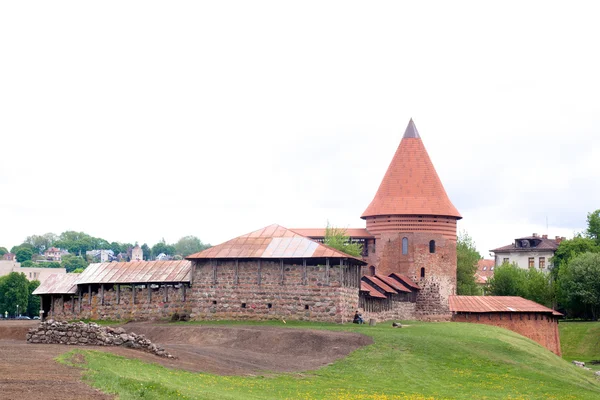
291;228;374;239
33;273;80;295
360;281;387;299
77;260;192;285
363;276;397;294
389;273;421;290
375;274;412;293
186;224;366;263
449;296;563;316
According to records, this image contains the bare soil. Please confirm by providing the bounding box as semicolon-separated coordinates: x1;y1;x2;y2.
0;320;371;399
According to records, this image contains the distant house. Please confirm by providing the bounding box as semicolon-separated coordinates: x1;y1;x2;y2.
475;259;495;286
0;260;66;284
44;247;66;262
155;252;172;261
490;233;565;272
86;249;115;263
2;253;16;261
131;245;143;261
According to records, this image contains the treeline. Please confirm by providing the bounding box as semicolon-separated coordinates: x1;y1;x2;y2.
0;231;211;273
487;209;600;319
0;272;39;317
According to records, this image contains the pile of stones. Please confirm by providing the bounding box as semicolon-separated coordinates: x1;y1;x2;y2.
26;320;174;358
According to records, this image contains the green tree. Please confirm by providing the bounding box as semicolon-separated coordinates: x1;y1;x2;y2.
0;272;29;316
558;252;600;320
323;222;363;258
72;267;85;273
27;280;40;316
523;268;555;307
141;244;151;261
487;263;526;296
551;236;598;279
456;231;481;295
587;209;600;244
0;247;8;256
24;233;57;254
61;254;89;273
151;239;176;259
20;260;35;268
15;247;33;263
174;235;210;257
37;261;62;268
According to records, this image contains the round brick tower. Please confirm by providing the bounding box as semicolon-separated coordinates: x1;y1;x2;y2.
362;119;461;316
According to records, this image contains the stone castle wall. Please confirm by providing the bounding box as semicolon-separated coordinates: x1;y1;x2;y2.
46;259;362;324
452;312;562;356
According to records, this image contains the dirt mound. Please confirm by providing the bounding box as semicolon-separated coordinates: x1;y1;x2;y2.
124;322;373;374
0;320;37;340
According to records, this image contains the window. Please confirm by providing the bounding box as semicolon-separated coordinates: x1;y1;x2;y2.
483;267;487;271
429;240;436;254
241;303;246;308
503;258;509;264
539;257;545;269
304;304;309;310
528;257;534;268
491;267;494;271
402;237;408;255
420;267;425;279
267;303;272;309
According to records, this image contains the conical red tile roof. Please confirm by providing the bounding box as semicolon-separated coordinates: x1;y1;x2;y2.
362;119;461;219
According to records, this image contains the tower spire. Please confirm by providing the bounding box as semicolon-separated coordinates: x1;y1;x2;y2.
403;118;420;139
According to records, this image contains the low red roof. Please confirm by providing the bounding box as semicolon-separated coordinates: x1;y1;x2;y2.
360;281;387;299
389;273;421;290
375;274;412;293
187;224;366;263
449;296;563;316
291;228;374;239
364;276;397;294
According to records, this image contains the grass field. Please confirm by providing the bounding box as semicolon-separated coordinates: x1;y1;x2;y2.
59;320;600;400
560;321;600;371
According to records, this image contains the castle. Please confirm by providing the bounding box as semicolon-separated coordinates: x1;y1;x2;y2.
35;119;458;323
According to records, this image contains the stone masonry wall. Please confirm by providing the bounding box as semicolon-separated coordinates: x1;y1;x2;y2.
190;260;360;323
452;312;562;356
361;300;416;322
47;259;362;324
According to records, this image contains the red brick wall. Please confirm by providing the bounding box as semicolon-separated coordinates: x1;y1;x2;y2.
366;230;456;318
452;312;561;356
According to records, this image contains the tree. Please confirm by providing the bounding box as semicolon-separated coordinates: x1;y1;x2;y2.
15;247;33;263
174;236;210;257
141;243;151;261
24;233;57;254
487;263;526;297
551;236;598;279
151;239;176;259
323;222;363;258
0;247;8;256
0;272;29;316
456;231;481;295
559;252;600;320
61;254;88;273
20;260;35;268
587;209;600;244
27;280;40;317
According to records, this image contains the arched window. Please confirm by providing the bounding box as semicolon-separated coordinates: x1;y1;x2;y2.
429;240;436;254
402;237;408;255
368;265;376;276
420;267;425;279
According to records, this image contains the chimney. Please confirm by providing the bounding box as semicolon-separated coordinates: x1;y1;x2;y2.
542;234;548;239
532;233;538;238
555;236;563;244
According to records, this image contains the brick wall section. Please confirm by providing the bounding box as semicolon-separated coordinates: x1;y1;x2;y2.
366;232;456;319
46;259;362;324
452;312;562;356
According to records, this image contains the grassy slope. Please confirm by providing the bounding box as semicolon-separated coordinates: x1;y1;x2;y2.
58;321;600;400
560;321;600;370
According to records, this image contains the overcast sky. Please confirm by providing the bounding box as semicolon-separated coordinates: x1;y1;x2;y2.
1;1;598;257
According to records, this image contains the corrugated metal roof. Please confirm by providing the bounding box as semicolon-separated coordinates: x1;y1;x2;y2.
449;296;563;316
33;273;80;295
360;281;387;299
389;273;421;290
186;224;366;263
290;228;374;239
374;274;412;293
76;260;192;285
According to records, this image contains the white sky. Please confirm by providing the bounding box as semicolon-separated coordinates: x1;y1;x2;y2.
1;1;598;256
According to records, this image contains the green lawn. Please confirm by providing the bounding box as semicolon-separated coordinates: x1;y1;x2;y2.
58;321;600;400
560;321;600;370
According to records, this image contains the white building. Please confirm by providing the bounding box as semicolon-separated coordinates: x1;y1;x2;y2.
490;233;565;272
131;245;143;261
86;249;115;263
0;260;67;284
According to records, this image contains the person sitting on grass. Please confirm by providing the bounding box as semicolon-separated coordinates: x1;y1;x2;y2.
353;310;364;324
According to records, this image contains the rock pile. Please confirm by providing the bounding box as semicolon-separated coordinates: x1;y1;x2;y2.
26;320;174;358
